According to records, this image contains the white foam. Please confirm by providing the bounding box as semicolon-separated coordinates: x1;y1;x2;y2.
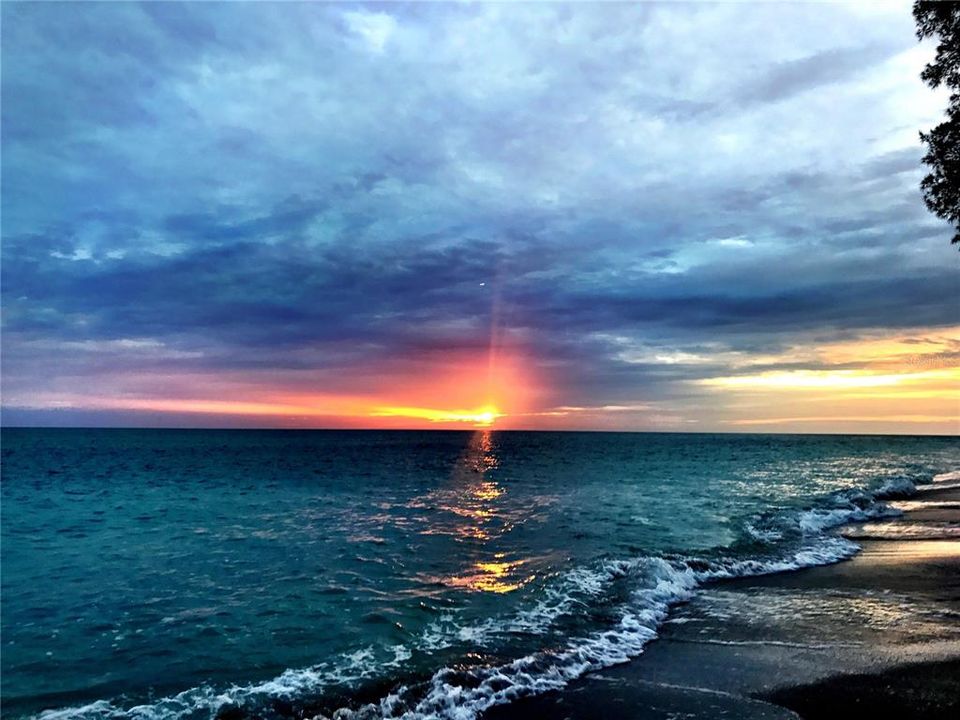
797;503;900;534
38;642;415;720
744;522;783;543
920;470;960;492
874;477;917;499
918;482;960;492
932;470;960;484
842;522;960;540
689;536;860;583
420;561;628;652
38;702;117;720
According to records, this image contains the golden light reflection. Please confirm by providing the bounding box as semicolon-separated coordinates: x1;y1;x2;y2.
473;482;503;502
448;555;534;594
437;430;536;593
443;430;503;542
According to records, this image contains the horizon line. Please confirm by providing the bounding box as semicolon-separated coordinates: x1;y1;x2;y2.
1;425;957;438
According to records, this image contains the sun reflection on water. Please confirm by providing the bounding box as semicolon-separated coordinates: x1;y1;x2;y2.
448;554;533;594
439;430;536;593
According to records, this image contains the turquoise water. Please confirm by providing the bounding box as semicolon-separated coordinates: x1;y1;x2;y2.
2;429;957;719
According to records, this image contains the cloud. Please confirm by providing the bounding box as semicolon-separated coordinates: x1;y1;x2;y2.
735;44;898;105
1;1;957;431
342;9;398;53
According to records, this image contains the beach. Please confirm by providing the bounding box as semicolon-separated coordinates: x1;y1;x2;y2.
487;485;960;720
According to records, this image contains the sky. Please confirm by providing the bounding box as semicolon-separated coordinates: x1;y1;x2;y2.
1;1;958;433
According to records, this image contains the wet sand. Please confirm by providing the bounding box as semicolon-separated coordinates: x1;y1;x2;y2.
765;658;960;720
487;486;960;720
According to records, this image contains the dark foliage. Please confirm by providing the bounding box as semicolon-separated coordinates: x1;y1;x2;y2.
914;1;960;245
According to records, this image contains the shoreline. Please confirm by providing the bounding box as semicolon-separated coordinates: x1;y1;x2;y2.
486;485;960;720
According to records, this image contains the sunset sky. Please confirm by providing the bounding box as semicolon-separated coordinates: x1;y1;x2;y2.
2;1;958;433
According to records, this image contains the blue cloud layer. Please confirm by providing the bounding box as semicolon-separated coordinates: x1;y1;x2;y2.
1;1;956;426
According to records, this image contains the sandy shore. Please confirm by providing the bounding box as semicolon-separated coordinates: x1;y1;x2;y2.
487;486;960;720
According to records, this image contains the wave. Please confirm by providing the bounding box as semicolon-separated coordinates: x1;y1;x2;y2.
419;562;620;652
919;469;960;491
932;470;960;484
746;478;912;542
38;644;416;720
36;470;946;720
842;522;960;540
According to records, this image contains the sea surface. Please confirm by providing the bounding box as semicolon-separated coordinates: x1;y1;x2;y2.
2;429;958;720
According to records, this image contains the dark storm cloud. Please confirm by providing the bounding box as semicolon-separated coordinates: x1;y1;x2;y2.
736;44;898;105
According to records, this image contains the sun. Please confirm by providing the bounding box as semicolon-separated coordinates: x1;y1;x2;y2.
370;403;503;427
361;350;534;428
472;405;501;427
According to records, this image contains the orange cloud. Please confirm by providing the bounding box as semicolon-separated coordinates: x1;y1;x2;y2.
695;326;960;434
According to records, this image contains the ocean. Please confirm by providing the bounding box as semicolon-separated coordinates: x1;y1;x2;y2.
2;429;958;720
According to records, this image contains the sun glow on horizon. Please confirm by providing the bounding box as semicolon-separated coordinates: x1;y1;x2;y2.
698;368;960;391
7;347;540;429
691;328;960;433
370;403;503;427
7;325;954;433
